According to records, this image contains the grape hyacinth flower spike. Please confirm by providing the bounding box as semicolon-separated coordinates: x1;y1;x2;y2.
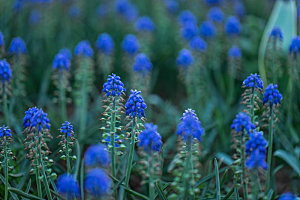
84;143;110;168
225;16;241;36
132;53;152;93
135;16;155;33
207;7;223;24
9;37;27;56
278;193;298;200
0;60;12;125
85;168;112;198
57;174;80;199
200;21;216;39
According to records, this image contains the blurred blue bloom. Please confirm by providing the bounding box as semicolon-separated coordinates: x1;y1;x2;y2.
231;112;255;134
180;22;198;41
138;123;162;152
135;16;155;32
178;10;196;26
200;21;216;39
57;174;80;199
0;125;12;137
189;36;207;52
52;53;71;71
68;5;80;18
29;10;40;25
270;27;283;41
115;0;138;22
85;168;111;197
164;0;178;14
234;1;245;18
246;148;267;170
96;33;114;55
23;107;50;131
245;131;267;156
243;73;263;89
132;53;152;75
289;36;300;55
59;48;72;60
0;60;12;84
263;83;282;106
102;73;126;97
278;193;297;200
0;32;5;47
104;135;122;147
207;7;223;23
96;5;107;18
225;16;241;36
205;0;222;5
125;89;147;118
176;49;193;67
9;37;27;55
75;40;93;57
228;45;241;59
13;0;23;12
177;109;205;142
121;34;140;56
60;121;73;137
84;144;110;167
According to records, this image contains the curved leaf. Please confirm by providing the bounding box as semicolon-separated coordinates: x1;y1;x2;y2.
274;150;300;176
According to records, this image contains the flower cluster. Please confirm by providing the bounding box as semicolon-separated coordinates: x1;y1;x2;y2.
122;34;140;56
235;1;245;18
135;16;155;32
189;36;207;52
60;121;73;137
177;109;205;142
231;112;255;134
242;73;263;89
96;33;114;55
85;168;112;197
138;123;162;152
115;0;138;22
74;40;93;57
52;52;71;71
132;53;152;75
205;0;221;6
278;193;297;200
0;32;4;47
207;7;223;24
270;27;283;41
57;174;80;199
0;60;12;83
9;37;27;55
200;21;216;39
164;0;178;14
125;90;147;118
102;73;126;97
289;36;300;56
225;16;241;36
104;135;122;147
263;83;282;106
180;22;198;41
84;144;110;167
0;125;12;137
23;107;50;131
176;49;194;67
59;48;72;60
178;10;196;26
228;46;241;59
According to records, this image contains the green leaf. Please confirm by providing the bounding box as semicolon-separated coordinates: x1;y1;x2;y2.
274;150;300;176
8;187;43;200
214;158;221;200
223;188;234;200
154;181;168;200
267;189;274;200
216;152;234;166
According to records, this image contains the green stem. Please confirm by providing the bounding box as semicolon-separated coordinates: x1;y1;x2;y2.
66;136;71;174
241;131;248;200
59;71;67;121
183;138;192;199
110;97;117;199
148;151;154;200
4;139;8;200
266;106;274;192
79;60;88;142
35;165;42;198
123;118;137;200
251;169;260;200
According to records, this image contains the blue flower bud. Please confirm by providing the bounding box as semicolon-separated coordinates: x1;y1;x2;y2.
138;123;162;152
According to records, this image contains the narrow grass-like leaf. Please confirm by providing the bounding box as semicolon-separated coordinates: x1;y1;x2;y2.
21;179;31;200
51;189;66;200
8;187;43;200
220;169;228;188
274;150;300;176
154;181;167;200
196;166;229;187
223;188;234;200
214;158;221;200
267;189;274;200
113;176;125;192
0;174;19;200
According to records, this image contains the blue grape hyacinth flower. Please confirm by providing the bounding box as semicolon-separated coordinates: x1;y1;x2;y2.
231;112;255;134
121;34;140;56
52;53;71;71
263;84;282;107
205;0;221;6
278;193;297;200
0;60;12;84
235;1;245;18
164;0;178;14
270;27;283;41
96;33;114;55
132;53;152;75
176;49;194;67
207;7;223;24
23;107;50;131
102;73;126;97
85;168;112;197
177;109;205;142
200;21;216;39
9;37;27;55
84;144;110;168
243;73;263;89
245;131;268;157
228;46;241;59
225;16;241;36
59;48;72;60
289;36;300;56
178;10;196;26
189;36;207;52
104;135;122;147
125;89;147;119
0;32;4;47
57;174;80;199
180;22;198;41
60;121;73;137
135;16;155;32
75;40;93;57
138;123;162;152
115;0;138;22
246;148;268;170
0;125;12;137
